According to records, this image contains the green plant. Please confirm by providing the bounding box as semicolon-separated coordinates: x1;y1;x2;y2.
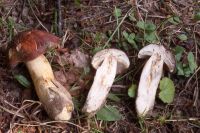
136;21;159;43
167;16;181;25
7;17;15;41
123;31;138;50
108;93;121;102
177;34;187;41
96;105;122;121
159;77;175;103
128;84;137;98
113;7;122;41
14;74;31;88
194;12;200;20
174;46;197;77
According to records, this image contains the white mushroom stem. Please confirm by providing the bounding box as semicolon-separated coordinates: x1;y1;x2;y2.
136;53;163;116
135;44;175;116
82;49;130;116
26;55;73;120
82;55;117;115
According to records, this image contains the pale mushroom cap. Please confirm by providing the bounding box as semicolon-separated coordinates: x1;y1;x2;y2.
92;49;130;74
138;44;175;72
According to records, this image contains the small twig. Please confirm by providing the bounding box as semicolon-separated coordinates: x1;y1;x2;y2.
56;0;62;36
4;100;19;110
61;29;70;47
27;0;48;32
193;25;199;107
103;7;133;48
164;118;200;122
0;105;25;118
111;85;127;89
145;117;200;122
179;66;200;96
3;0;18;21
135;0;143;21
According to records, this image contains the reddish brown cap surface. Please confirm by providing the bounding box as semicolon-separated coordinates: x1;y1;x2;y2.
8;29;60;68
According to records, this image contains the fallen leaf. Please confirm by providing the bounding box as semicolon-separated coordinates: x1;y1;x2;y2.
54;71;67;83
70;49;90;68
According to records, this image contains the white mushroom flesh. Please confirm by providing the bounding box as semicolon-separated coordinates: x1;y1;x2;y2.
138;44;175;72
26;55;73;120
136;44;175;116
82;55;117;115
92;49;130;74
136;53;163;116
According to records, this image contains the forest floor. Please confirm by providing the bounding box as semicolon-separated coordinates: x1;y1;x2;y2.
0;0;200;133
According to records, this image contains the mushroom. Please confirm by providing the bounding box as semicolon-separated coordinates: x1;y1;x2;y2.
82;49;130;116
8;29;74;120
136;44;175;116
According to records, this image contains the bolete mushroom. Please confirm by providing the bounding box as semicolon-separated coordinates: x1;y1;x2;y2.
136;44;175;116
82;49;130;116
8;29;74;120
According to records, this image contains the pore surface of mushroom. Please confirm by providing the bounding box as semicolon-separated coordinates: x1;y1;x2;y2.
8;29;74;120
136;44;175;116
82;49;130;116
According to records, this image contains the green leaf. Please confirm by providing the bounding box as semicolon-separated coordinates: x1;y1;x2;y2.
128;33;136;40
136;21;156;32
127;33;137;49
144;23;156;32
114;7;121;18
128;11;136;22
176;62;184;76
96;105;122;121
123;31;138;50
187;52;197;73
177;34;187;41
173;16;181;23
183;66;193;77
174;46;185;61
74;0;81;6
168;16;181;25
136;21;145;30
135;34;143;42
14;74;31;88
108;93;121;102
122;31;129;40
144;32;157;43
128;84;137;98
194;12;200;21
92;47;103;54
159;77;175;103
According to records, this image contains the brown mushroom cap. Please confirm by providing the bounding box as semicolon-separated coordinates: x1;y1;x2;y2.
8;29;60;68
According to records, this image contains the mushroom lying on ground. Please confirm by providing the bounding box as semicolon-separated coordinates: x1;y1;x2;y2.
8;29;74;120
136;44;175;116
82;49;130;116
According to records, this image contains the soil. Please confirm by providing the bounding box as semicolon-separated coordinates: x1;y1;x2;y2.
0;0;200;133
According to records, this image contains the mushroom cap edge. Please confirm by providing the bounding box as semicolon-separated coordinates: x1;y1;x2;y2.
138;44;175;72
8;29;60;68
91;48;130;74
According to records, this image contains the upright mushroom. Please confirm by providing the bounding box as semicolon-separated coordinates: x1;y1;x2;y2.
8;29;74;120
82;49;130;116
136;44;175;116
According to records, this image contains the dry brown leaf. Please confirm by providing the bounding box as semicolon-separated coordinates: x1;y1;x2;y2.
54;70;67;84
69;49;90;68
